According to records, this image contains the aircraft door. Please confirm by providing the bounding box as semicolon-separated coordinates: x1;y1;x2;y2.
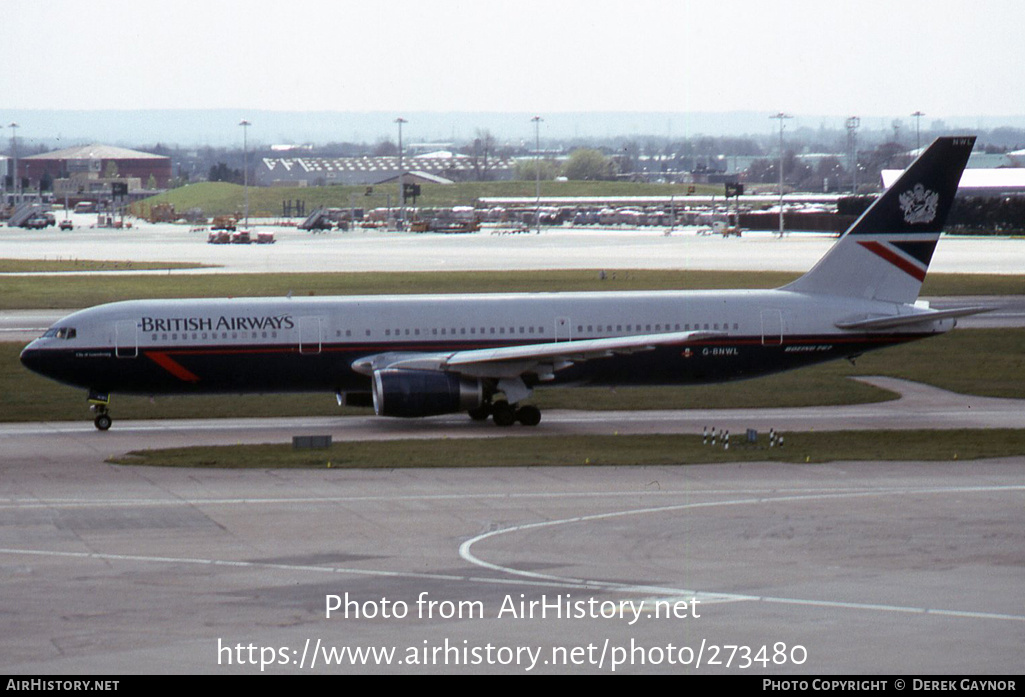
555;317;572;342
760;310;783;346
115;320;138;358
300;317;322;355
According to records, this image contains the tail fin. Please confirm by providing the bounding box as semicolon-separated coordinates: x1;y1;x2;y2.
782;136;975;304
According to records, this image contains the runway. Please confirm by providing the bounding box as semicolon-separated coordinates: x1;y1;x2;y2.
0;378;1023;674
1;456;1022;674
1;219;1024;275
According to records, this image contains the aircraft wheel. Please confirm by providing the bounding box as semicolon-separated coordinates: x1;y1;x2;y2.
491;401;516;427
468;405;491;421
94;413;112;431
516;405;542;427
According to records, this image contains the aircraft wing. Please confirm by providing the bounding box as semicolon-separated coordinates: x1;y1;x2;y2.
352;330;721;379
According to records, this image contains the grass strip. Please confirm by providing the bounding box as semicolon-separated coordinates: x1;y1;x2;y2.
108;429;1025;469
132;180;728;217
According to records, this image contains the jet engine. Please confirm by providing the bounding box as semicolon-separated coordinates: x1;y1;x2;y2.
372;369;484;418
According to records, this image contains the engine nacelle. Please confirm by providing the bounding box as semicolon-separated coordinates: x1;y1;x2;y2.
372;369;483;418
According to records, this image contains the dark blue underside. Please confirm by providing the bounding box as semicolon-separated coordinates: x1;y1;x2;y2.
21;333;932;397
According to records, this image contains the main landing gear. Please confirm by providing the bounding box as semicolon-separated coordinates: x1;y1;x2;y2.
468;400;542;427
88;391;112;431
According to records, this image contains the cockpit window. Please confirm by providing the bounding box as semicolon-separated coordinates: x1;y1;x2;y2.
42;327;77;340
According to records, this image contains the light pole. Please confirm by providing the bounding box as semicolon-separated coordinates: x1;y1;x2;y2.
8;122;19;205
911;110;924;153
395;117;407;230
845;116;860;193
770;112;791;237
532;115;542;233
239;119;251;229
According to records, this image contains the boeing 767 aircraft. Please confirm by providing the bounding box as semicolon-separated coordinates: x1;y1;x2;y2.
21;137;988;430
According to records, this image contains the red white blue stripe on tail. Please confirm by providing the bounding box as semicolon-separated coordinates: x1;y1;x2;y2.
783;137;975;305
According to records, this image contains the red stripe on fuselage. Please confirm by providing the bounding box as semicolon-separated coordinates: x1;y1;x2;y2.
144;351;201;382
857;241;927;282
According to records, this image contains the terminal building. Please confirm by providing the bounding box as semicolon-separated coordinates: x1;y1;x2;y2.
20;144;172;194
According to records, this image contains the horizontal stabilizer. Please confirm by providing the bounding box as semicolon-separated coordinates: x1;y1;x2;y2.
835;306;994;331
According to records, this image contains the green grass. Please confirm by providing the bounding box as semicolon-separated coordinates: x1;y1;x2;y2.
132;180;727;218
108;429;1025;469
0;268;1021;310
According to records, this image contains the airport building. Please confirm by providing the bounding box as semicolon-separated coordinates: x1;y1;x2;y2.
20;144;172;192
258;153;515;187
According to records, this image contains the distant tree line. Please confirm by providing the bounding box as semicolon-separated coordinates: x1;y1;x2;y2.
120;124;1025;191
208;162;243;184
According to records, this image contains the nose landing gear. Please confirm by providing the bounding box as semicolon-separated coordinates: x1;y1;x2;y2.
88;391;112;431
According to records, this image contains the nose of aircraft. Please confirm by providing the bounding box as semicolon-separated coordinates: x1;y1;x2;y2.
20;341;47;377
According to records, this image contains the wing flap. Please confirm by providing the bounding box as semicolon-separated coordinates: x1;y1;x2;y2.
443;330;721;367
353;330;722;378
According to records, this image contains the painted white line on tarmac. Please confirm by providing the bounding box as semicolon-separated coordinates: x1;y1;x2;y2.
459;484;1025;623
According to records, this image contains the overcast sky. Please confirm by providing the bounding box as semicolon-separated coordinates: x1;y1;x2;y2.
5;0;1024;118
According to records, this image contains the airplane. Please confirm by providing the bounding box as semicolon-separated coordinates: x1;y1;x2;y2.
21;136;990;431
